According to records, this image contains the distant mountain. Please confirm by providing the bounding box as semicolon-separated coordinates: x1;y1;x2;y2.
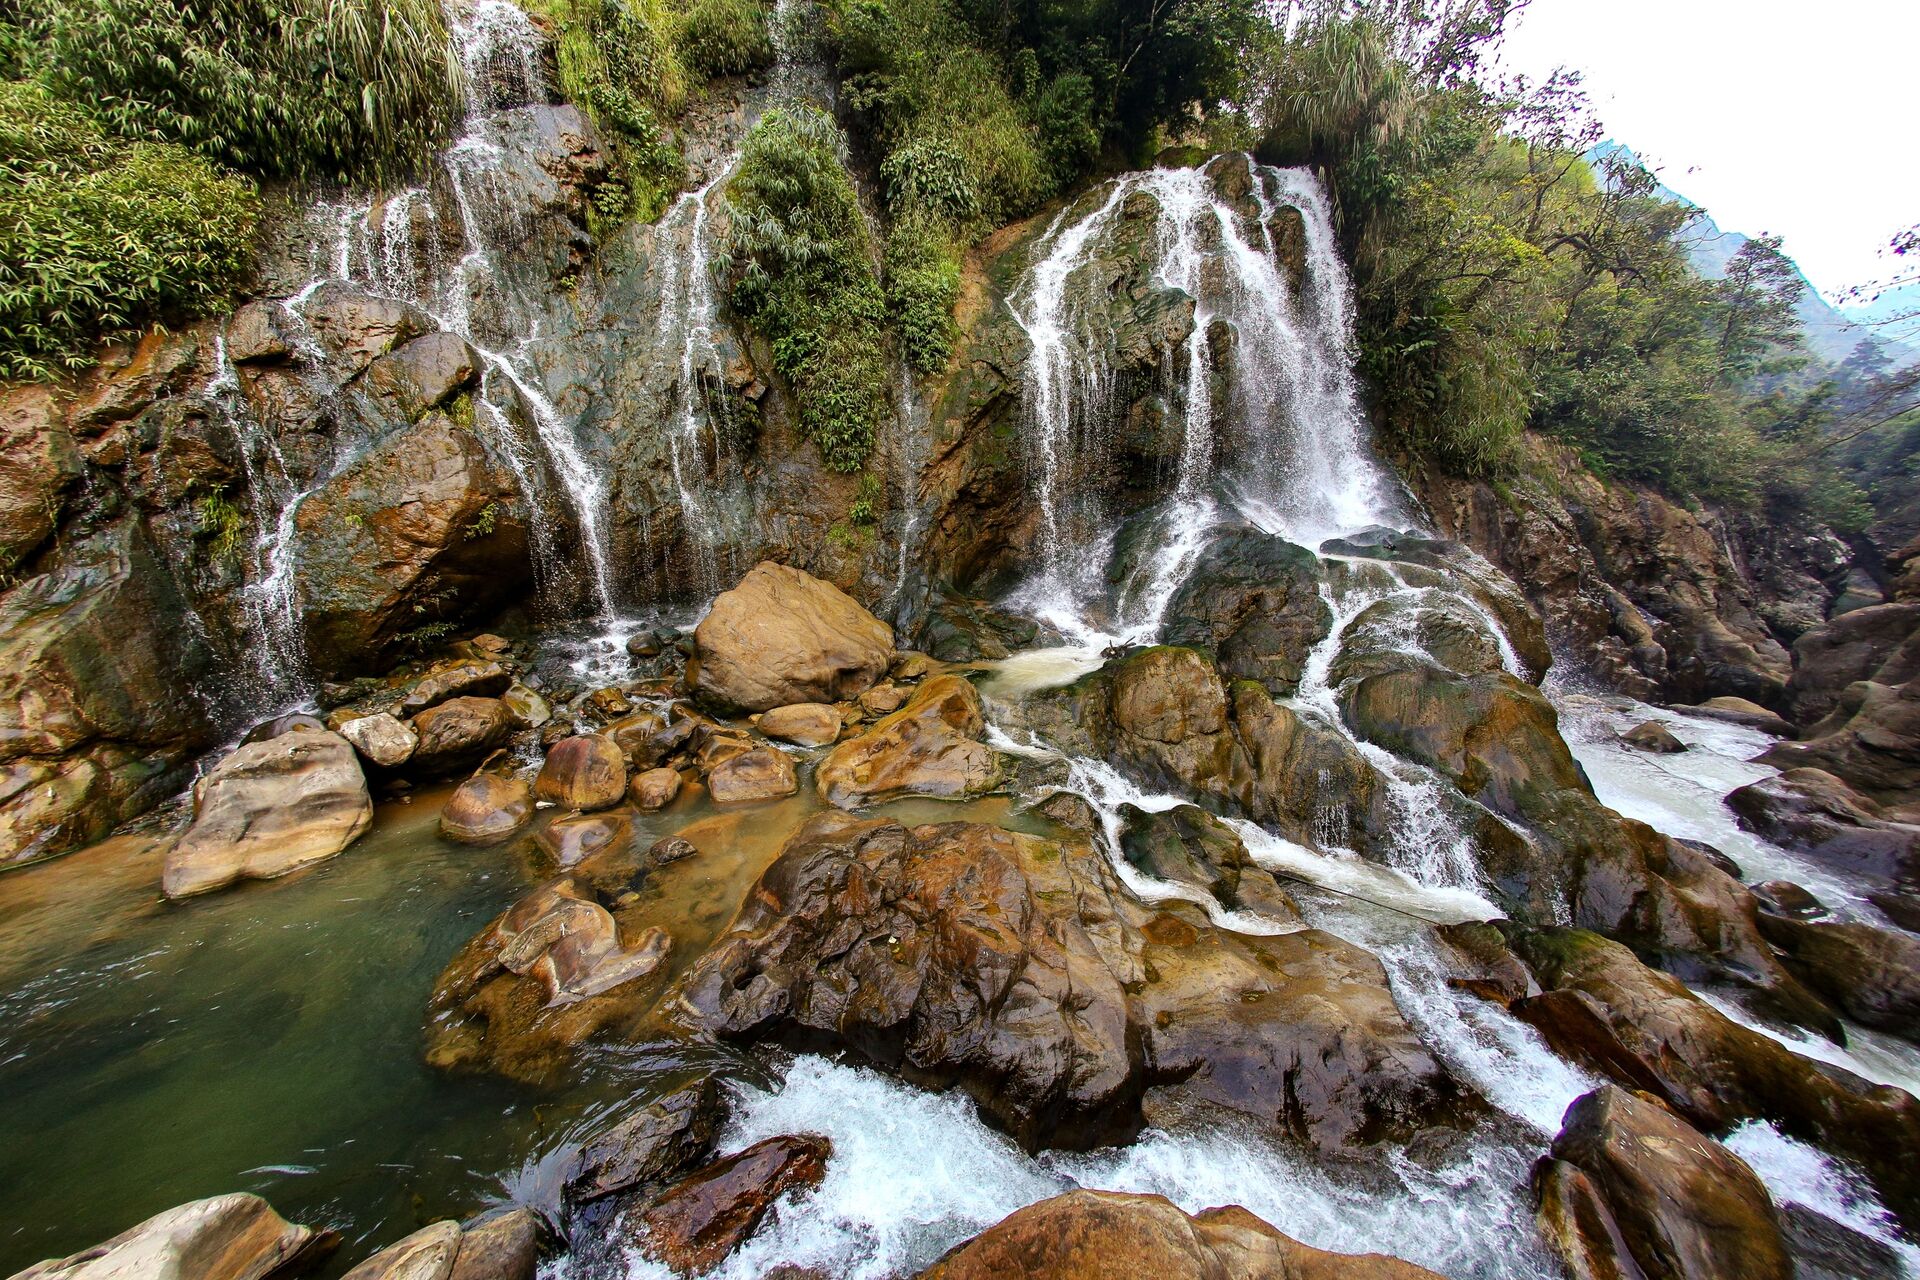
1589;141;1914;369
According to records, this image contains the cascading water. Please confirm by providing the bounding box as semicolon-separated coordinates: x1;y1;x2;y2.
1005;156;1403;644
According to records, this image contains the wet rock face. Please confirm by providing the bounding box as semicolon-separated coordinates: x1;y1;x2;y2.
293;412;532;678
1504;925;1920;1229
1728;768;1920;923
1160;524;1330;697
162;726;372;899
1534;1086;1791;1280
425;875;672;1083
0;387;83;573
689;562;894;713
916;1189;1447;1280
815;674;1000;808
1116;803;1299;918
1757;915;1920;1044
11;1192;334;1280
672;814;1454;1153
566;1076;729;1205
629;1134;831;1275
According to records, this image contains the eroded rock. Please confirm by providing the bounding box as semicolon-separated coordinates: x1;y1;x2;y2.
758;703;842;748
815;675;1000;808
535;735;628;811
706;747;797;804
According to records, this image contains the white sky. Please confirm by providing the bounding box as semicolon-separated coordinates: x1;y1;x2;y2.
1495;0;1920;304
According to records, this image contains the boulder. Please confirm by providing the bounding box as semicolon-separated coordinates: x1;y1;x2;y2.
689;562;893;712
857;683;908;716
815;675;1001;808
163;728;373;898
1756;916;1920;1044
440;772;533;845
1159;524;1330;697
363;331;480;421
0;385;83;572
500;684;551;731
340;1220;461;1280
1687;697;1792;736
10;1192;333;1280
916;1189;1446;1280
293;412;530;678
706;747;797;804
629;1135;831;1275
1727;769;1920;895
1504;925;1920;1228
1534;1085;1790;1280
629;767;683;811
534;735;628;811
409;697;514;775
340;712;418;769
339;1209;540;1280
535;811;632;868
425;876;673;1082
671;815;1455;1152
1116;804;1300;919
1622;721;1686;754
398;660;513;717
566;1076;728;1205
1781;602;1920;726
296;283;434;375
757;703;842;748
1780;1204;1907;1280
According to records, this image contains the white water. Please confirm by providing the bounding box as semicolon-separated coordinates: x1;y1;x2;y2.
1003;157;1401;642
1726;1122;1920;1277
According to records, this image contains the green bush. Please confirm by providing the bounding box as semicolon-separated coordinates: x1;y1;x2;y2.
537;0;688;223
885;222;960;373
24;0;461;183
675;0;773;77
725;106;891;471
0;81;258;380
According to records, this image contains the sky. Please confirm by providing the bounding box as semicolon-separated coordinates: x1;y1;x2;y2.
1495;0;1919;308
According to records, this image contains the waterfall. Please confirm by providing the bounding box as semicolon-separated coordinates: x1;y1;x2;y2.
278;0;620;626
1005;156;1403;642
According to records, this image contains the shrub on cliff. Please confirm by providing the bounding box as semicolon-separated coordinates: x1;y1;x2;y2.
676;0;775;77
724;105;891;471
21;0;461;184
0;81;257;380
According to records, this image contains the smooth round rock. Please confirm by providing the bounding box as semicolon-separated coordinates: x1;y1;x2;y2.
535;735;628;811
440;773;533;845
630;767;683;811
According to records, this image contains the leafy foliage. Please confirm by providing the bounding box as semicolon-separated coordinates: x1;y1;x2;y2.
724;105;891;471
20;0;461;183
0;81;257;380
676;0;775;76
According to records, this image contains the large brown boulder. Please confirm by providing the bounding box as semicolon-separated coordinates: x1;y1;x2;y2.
815;675;1000;808
706;746;797;804
409;697;514;775
1159;525;1330;697
425;876;671;1083
338;1209;540;1280
1534;1085;1791;1280
1757;915;1920;1044
534;735;628;811
162;727;372;898
671;814;1455;1152
689;562;893;712
440;772;533;844
1504;925;1920;1229
758;702;842;748
293;412;531;678
566;1077;728;1205
629;1135;831;1275
10;1192;333;1280
916;1189;1445;1280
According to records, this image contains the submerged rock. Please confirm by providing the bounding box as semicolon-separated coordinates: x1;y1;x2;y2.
671;814;1455;1152
916;1189;1446;1279
1534;1085;1791;1280
1621;720;1686;753
689;562;893;713
706;746;797;804
535;811;632;869
566;1076;729;1205
629;1134;831;1275
163;727;372;898
440;772;534;845
815;675;1000;808
10;1192;334;1280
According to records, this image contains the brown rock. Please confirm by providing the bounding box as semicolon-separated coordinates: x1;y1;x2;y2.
409;697;514;775
536;811;633;868
1622;721;1686;754
500;683;552;731
1757;916;1920;1044
399;660;513;717
340;712;418;768
1729;769;1919;886
758;703;842;748
858;682;908;716
706;747;797;804
1116;803;1299;919
0;385;82;572
535;735;628;811
630;767;683;811
648;836;698;866
689;562;893;712
163;728;372;898
11;1192;334;1280
448;1209;541;1280
815;675;1000;808
1689;697;1793;736
585;686;633;720
440;772;533;844
566;1076;728;1204
1536;1085;1791;1280
340;1220;462;1280
225;301;294;364
916;1188;1445;1280
363;331;479;420
632;1135;831;1275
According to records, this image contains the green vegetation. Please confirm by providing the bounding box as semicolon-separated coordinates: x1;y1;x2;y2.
677;0;775;76
21;0;461;183
723;105;890;471
0;81;257;379
1251;3;1879;523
